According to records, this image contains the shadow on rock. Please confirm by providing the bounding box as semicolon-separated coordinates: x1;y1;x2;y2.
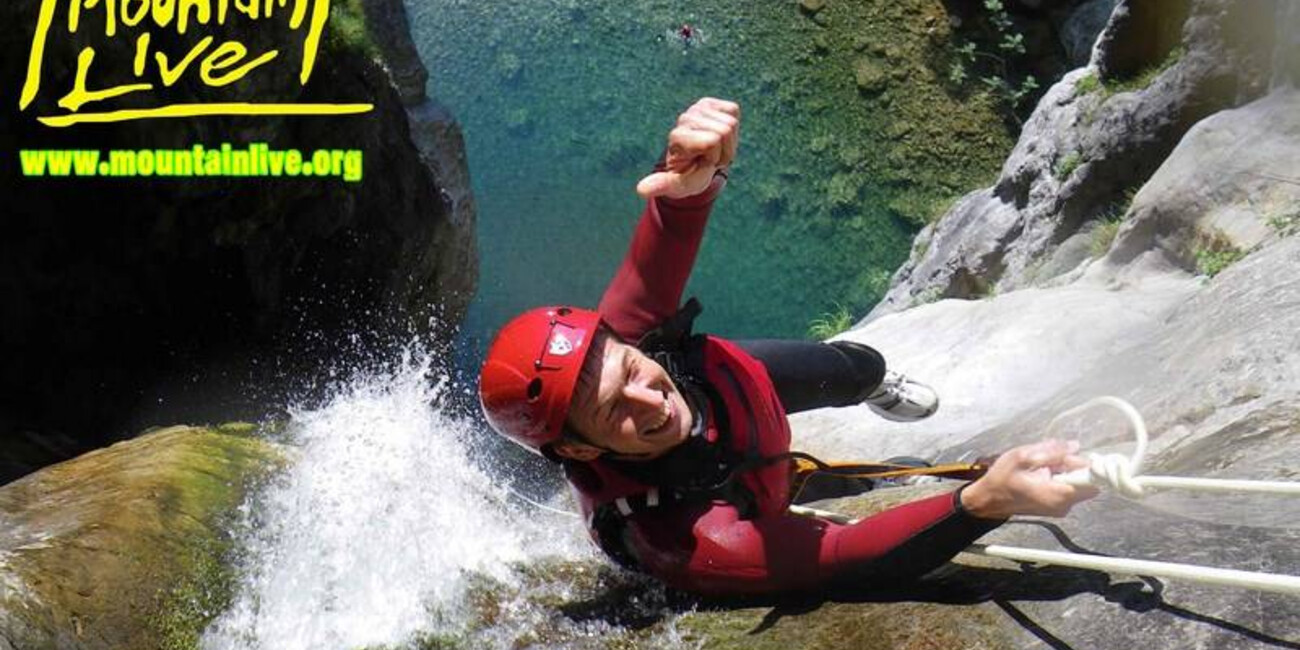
557;518;1300;650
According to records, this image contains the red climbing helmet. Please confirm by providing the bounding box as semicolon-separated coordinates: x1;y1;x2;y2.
479;306;603;454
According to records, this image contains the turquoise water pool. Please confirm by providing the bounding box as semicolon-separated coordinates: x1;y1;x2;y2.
407;0;1013;354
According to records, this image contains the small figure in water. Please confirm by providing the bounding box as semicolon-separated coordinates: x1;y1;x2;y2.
667;22;702;50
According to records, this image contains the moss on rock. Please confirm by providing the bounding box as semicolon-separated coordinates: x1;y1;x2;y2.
0;426;285;650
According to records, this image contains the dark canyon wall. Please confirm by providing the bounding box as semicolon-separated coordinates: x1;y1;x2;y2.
0;0;477;483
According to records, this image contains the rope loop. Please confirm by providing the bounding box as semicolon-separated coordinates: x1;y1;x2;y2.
1047;396;1151;498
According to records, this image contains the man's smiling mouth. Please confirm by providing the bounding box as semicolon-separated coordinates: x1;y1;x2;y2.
642;392;673;436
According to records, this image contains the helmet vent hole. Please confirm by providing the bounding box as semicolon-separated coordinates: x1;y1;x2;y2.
526;378;544;402
557;307;571;316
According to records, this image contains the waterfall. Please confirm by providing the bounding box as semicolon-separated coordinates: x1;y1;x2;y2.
200;345;591;650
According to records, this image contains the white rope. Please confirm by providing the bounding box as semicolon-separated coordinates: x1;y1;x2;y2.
1045;395;1300;498
976;395;1300;595
503;395;1300;595
967;544;1300;596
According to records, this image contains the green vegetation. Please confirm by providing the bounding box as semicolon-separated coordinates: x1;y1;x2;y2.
947;0;1040;121
1090;214;1124;258
1075;71;1101;95
1079;46;1185;104
1054;151;1083;180
326;0;378;57
826;173;863;210
146;428;285;650
1117;184;1141;214
1195;247;1246;278
1107;46;1185;95
808;303;855;339
1078;46;1184;129
865;269;893;302
1193;229;1247;278
1088;186;1139;258
1266;208;1300;237
914;235;931;260
151;536;238;650
888;189;965;228
910;286;945;308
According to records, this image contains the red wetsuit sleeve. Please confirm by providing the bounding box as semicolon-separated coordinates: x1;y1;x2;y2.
623;488;1005;596
596;172;727;343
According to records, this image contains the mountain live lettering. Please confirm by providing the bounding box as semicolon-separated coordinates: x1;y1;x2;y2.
18;0;373;126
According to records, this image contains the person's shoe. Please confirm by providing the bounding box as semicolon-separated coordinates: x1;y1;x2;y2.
865;370;939;422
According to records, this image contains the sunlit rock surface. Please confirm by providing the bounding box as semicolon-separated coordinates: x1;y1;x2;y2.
787;95;1300;650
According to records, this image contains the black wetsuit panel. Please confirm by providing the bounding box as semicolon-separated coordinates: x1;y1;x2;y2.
736;340;886;414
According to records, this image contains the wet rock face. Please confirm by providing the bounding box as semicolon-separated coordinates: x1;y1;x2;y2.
0;0;476;483
869;0;1279;316
0;425;284;650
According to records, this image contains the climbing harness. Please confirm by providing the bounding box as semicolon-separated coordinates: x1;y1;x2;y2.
788;454;989;503
966;396;1300;596
509;452;989;520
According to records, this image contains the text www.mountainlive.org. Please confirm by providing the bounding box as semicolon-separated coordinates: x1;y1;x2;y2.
19;143;363;182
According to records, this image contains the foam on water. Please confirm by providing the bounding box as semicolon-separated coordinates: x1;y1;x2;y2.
201;346;588;650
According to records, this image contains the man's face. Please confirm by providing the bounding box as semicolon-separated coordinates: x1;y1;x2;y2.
561;332;694;461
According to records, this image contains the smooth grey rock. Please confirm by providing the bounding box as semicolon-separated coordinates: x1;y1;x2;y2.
797;233;1300;650
794;265;1197;462
797;73;1300;642
1105;88;1300;272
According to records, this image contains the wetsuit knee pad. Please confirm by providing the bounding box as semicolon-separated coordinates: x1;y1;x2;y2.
827;340;887;403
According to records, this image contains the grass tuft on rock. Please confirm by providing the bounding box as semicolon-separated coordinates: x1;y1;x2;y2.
1090;214;1124;258
808;304;855;340
1266;208;1300;237
1054;151;1083;180
1075;71;1101;95
1192;228;1247;278
327;0;379;57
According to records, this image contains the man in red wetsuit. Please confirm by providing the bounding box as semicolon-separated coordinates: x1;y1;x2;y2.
479;97;1098;596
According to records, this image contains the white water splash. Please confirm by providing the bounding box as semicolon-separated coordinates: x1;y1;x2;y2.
202;346;588;650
